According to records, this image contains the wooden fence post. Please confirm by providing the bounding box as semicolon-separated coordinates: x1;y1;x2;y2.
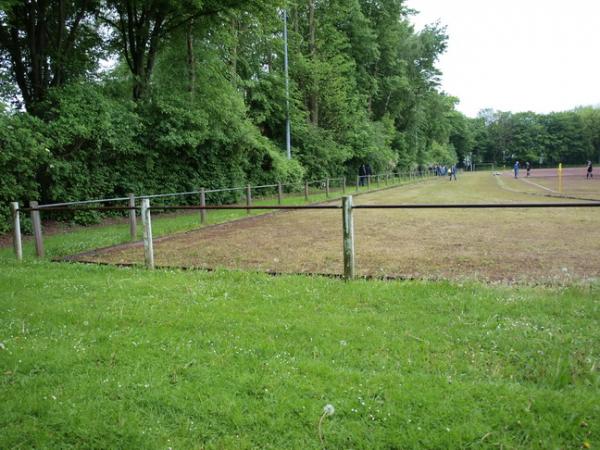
29;200;44;258
128;193;137;240
377;174;381;187
367;175;371;190
199;188;207;225
304;181;309;201
11;202;22;261
356;176;360;192
325;178;330;198
342;195;355;280
342;177;346;194
277;182;283;205
141;198;154;269
246;185;252;214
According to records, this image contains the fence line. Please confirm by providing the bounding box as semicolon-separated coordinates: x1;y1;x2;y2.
18;170;431;249
33;172;419;209
36;196;131;209
11;195;600;279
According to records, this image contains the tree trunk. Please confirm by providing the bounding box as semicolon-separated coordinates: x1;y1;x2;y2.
231;16;238;84
308;0;318;125
186;20;195;99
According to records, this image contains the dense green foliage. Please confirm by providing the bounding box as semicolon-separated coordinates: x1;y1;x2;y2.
0;0;462;231
469;108;600;166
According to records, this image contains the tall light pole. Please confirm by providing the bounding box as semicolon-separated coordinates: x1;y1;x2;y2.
283;8;291;159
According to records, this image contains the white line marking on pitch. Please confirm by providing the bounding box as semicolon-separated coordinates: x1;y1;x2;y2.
519;178;558;193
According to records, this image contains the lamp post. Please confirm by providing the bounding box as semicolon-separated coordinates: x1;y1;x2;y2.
283;8;291;159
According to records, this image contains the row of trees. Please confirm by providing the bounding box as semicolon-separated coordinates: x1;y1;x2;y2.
467;108;600;166
1;0;468;231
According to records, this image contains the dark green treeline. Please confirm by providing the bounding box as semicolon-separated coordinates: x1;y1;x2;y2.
469;108;600;166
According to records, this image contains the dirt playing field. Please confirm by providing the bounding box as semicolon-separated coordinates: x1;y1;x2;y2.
71;172;600;283
499;166;599;200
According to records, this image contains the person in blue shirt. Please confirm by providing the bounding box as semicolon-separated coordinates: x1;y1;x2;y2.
448;164;457;181
513;161;520;178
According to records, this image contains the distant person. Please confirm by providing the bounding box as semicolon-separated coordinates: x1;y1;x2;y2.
513;161;520;178
449;164;457;181
587;161;593;179
365;163;372;185
358;164;367;186
526;161;531;177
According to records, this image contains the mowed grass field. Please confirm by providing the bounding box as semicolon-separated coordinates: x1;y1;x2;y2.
80;172;600;283
1;173;599;449
1;260;599;449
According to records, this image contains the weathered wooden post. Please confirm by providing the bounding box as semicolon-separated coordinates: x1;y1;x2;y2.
356;175;360;192
342;177;346;194
246;185;252;214
128;193;137;240
325;178;330;198
277;182;283;205
342;195;355;280
367;175;371;190
377;174;381;187
141;198;154;269
29;200;44;258
304;181;309;201
11;202;22;261
199;188;207;225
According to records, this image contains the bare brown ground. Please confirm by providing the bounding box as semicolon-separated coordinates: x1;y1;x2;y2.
73;174;600;283
500;166;600;200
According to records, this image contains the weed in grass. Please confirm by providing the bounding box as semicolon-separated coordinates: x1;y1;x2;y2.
318;404;335;447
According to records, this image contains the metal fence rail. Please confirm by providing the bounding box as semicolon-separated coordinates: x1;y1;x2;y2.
13;170;433;254
10;195;600;279
31;171;423;209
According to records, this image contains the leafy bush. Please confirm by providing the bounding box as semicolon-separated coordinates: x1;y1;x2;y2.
0;113;49;233
42;84;143;205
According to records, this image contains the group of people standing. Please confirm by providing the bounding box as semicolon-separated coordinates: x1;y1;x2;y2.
432;163;458;181
513;160;594;179
513;161;531;178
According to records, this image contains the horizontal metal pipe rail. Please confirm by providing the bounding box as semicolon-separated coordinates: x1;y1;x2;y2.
19;206;136;212
32;173;411;208
352;202;600;209
19;201;600;213
36;196;131;209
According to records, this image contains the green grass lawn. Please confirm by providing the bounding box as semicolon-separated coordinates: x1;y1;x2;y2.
1;258;599;449
1;174;598;449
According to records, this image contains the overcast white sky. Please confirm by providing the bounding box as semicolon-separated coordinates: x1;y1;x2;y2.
405;0;600;117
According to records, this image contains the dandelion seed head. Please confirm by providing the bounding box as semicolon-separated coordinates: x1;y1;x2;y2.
323;404;335;416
